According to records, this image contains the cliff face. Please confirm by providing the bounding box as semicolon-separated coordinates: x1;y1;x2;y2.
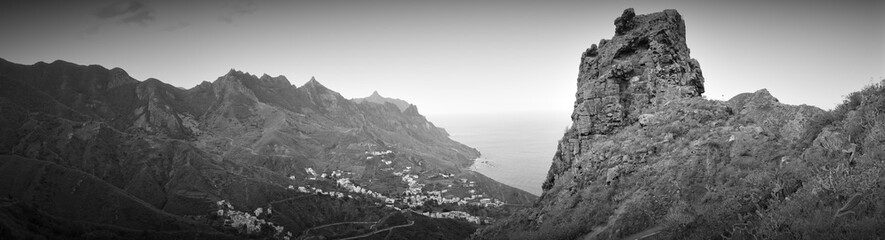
571;8;704;137
547;8;705;192
473;8;885;240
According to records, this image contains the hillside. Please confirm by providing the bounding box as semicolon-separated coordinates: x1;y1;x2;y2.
0;58;535;239
472;8;885;239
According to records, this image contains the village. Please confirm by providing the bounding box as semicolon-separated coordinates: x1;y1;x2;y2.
285;149;506;225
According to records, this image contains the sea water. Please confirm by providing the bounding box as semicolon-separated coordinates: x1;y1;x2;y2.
431;111;572;196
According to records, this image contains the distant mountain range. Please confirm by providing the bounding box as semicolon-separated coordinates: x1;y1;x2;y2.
0;57;535;239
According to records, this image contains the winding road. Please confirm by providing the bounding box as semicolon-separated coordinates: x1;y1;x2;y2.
337;221;415;240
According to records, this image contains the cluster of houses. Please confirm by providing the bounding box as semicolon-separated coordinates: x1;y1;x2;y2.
278;149;507;225
335;178;392;203
302;167;349;179
214;200;291;239
401;189;463;208
419;210;490;224
367;150;394;156
366;150;395;164
458;178;476;187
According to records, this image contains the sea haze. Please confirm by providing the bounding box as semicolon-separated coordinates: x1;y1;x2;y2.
431;111;572;196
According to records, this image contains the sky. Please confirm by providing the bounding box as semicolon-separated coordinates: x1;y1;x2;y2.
1;0;883;116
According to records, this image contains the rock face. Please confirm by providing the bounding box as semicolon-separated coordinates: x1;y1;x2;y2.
549;8;704;192
473;8;885;240
573;8;704;137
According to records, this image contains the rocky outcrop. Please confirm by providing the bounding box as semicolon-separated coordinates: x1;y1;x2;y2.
727;89;825;146
573;8;704;137
547;8;704;192
474;8;885;240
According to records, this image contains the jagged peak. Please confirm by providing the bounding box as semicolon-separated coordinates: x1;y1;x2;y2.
352;90;412;112
259;73;292;87
569;8;704;136
303;76;325;88
299;76;340;96
214;68;259;85
225;68;251;77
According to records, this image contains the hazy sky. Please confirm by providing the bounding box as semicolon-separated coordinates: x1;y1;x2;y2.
1;0;882;116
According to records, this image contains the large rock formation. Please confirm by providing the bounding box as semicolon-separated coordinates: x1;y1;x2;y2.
548;7;704;192
473;8;885;240
572;8;704;137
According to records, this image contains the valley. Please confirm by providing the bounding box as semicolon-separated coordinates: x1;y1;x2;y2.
0;58;534;239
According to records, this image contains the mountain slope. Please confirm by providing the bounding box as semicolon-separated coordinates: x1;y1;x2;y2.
472;8;885;240
0;155;224;233
0;58;535;239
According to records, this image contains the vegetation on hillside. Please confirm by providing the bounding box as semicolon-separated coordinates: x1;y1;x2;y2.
473;80;885;239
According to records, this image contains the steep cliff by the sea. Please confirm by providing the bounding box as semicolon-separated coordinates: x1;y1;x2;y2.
472;8;885;240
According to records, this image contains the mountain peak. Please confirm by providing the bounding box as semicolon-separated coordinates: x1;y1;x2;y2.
259;73;291;87
221;68;252;80
304;76;323;88
570;8;703;136
352;90;412;112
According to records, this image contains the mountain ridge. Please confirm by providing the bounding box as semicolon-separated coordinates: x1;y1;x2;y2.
0;57;536;239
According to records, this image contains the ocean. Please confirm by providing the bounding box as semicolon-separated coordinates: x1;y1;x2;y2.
431;111;573;196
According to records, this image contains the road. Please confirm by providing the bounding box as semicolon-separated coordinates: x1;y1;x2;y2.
301;221;376;237
337;221;415;240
